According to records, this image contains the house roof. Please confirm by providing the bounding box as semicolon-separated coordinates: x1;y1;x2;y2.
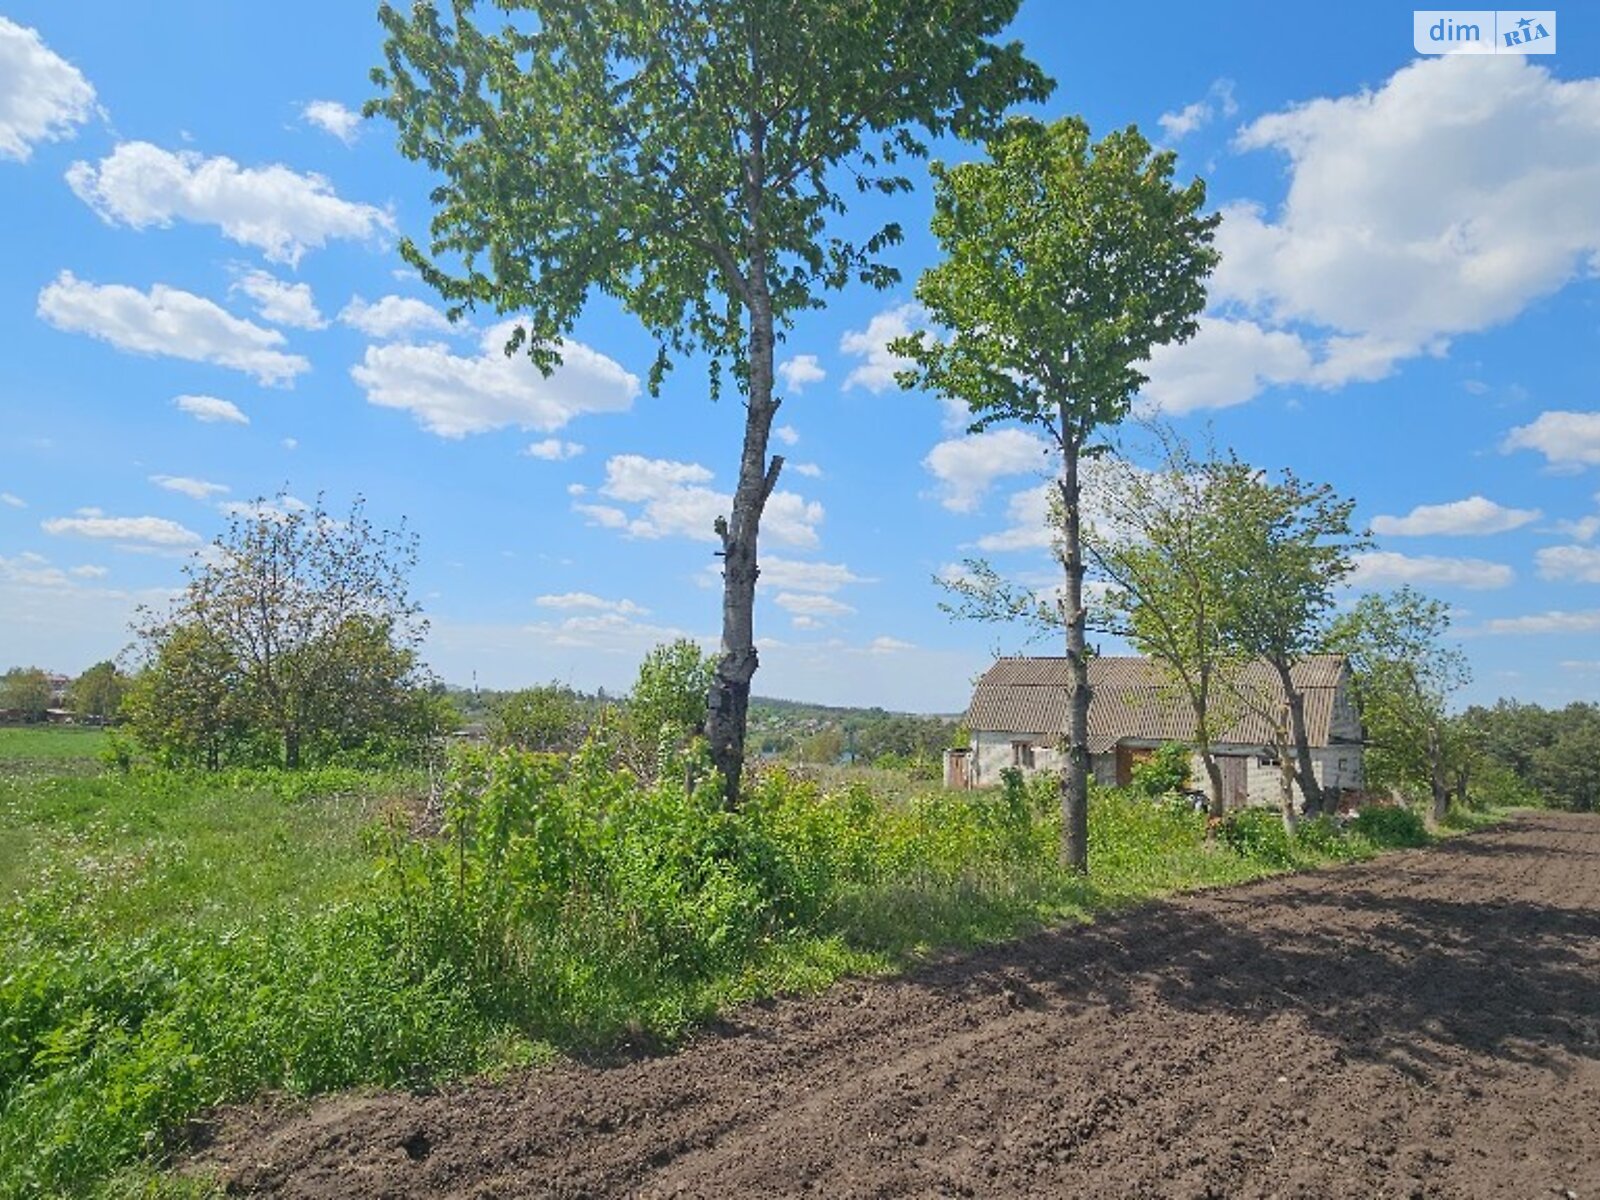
965;655;1350;752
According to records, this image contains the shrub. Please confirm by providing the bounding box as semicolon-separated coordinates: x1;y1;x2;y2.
1218;806;1295;868
1130;741;1192;798
1350;804;1429;848
1294;814;1362;861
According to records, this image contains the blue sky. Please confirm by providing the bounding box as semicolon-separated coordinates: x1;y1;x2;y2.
2;2;1598;713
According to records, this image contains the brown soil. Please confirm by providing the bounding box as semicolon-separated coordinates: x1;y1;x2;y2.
197;812;1600;1199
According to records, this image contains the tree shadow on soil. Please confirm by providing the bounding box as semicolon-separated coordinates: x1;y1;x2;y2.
903;828;1600;1078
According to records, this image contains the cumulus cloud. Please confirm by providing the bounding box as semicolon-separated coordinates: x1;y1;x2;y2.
535;592;648;616
174;394;248;424
924;428;1051;512
1477;609;1600;636
774;592;855;620
0;17;96;162
42;513;201;547
1370;495;1541;537
790;462;822;478
301;99;360;145
150;475;228;501
759;556;867;594
352;320;638;437
774;424;800;446
583;454;825;549
1535;545;1600;584
339;294;453;339
66;141;394;265
38;272;308;385
840;302;922;393
869;636;915;654
231;268;326;329
1151;57;1600;413
1503;411;1600;471
523;438;584;461
1348;550;1513;591
1;492;25;508
1157;78;1237;141
777;354;826;393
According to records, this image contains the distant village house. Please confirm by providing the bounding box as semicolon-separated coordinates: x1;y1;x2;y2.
947;655;1364;808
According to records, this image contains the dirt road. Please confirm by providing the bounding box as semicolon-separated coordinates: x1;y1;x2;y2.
203;812;1600;1198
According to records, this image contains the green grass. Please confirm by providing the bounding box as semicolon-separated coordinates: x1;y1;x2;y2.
0;726;109;766
0;743;1447;1199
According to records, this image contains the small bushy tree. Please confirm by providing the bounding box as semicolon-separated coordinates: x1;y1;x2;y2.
0;666;52;720
70;660;130;721
491;684;587;753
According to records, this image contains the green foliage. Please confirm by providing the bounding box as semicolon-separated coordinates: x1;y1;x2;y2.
1130;741;1193;798
490;683;588;753
1350;804;1430;849
1294;815;1363;861
1;666;52;720
125;495;436;771
70;661;131;722
1218;807;1295;868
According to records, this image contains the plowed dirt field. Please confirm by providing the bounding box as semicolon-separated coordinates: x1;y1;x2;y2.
200;812;1600;1198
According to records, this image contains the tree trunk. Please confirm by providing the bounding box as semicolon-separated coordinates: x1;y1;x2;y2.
1276;723;1299;837
285;725;301;770
705;264;782;808
1055;423;1090;873
1273;657;1325;816
1201;748;1225;823
1428;721;1449;825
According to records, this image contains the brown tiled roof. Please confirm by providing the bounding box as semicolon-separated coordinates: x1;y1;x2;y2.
965;655;1348;751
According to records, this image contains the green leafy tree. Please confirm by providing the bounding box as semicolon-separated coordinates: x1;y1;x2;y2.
629;638;716;749
1208;459;1367;816
492;683;588;752
1327;587;1469;823
130;494;431;769
121;624;245;769
899;121;1218;872
69;660;130;721
369;0;1050;803
1088;439;1248;821
0;666;52;720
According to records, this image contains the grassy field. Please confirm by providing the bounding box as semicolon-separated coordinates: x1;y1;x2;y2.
0;736;1488;1198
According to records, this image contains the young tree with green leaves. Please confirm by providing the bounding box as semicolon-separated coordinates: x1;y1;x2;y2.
369;0;1050;803
1210;462;1368;816
131;495;430;769
492;683;588;752
1327;587;1470;824
1087;439;1248;822
69;660;130;721
896;117;1218;870
0;666;52;720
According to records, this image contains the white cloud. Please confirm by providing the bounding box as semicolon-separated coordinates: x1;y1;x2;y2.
869;636;915;654
175;394;248;424
1142;318;1313;414
774;592;855;620
66;141;394;265
1478;609;1600;636
339;294;454;339
1;492;25;508
38;273;308;386
352;319;637;437
231;268;325;330
774;424;800;446
218;495;309;523
1348;550;1513;591
1370;495;1540;537
70;564;108;579
0;17;96;162
777;355;826;393
589;454;825;549
535;592;648;616
1158;57;1600;413
790;462;822;478
150;474;228;501
924;427;1051;512
524;438;584;461
976;483;1054;552
1503;411;1600;470
1157;78;1237;141
759;556;867;594
840;302;923;393
1536;545;1600;584
281;437;298;450
42;513;201;547
301;99;360;145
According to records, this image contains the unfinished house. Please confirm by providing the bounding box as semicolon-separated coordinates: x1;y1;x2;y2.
946;655;1364;808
